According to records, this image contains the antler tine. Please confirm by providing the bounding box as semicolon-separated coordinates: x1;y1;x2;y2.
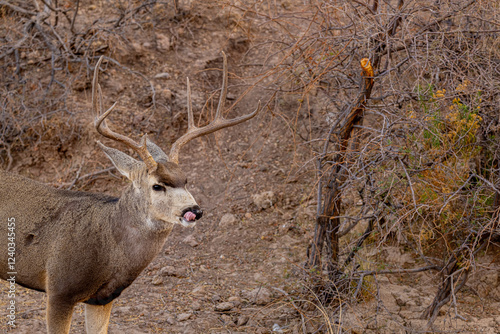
214;51;229;120
168;102;261;164
92;56;158;172
186;77;195;131
168;52;261;164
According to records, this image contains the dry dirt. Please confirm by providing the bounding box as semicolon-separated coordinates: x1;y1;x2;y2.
1;1;500;333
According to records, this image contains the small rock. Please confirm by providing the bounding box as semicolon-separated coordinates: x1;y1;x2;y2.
161;88;173;101
159;265;185;277
215;302;234;312
395;297;406;307
228;296;242;308
191;301;201;311
177;312;192;322
245;212;252;219
183;234;199;247
156;33;171;51
220;314;233;325
191;285;207;295
151;275;163;285
220;213;237;227
252;191;275;210
133;115;145;124
241;287;272;305
154;72;171;79
237;315;249;326
108;79;124;95
272;323;284;333
166;315;176;325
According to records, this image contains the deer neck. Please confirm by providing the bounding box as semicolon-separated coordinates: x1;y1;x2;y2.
109;184;174;270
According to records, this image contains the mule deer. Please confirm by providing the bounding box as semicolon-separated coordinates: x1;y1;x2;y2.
0;53;260;333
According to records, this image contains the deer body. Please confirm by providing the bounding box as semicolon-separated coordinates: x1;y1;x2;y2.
0;159;196;333
0;168;173;301
0;54;260;333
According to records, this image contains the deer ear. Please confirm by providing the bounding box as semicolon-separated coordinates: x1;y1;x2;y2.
98;141;144;179
146;138;169;163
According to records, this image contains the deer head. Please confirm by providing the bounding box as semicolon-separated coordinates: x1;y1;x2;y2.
92;54;260;228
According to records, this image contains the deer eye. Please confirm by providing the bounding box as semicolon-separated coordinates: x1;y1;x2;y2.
152;184;166;192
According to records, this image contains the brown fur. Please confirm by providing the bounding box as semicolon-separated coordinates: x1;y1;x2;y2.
0;152;197;333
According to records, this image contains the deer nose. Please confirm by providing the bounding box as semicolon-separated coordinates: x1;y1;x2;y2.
191;206;203;220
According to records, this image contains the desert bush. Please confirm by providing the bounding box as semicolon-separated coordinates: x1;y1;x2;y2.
0;0;182;170
232;0;500;329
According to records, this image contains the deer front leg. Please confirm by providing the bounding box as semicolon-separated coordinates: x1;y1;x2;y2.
85;302;113;334
46;296;75;334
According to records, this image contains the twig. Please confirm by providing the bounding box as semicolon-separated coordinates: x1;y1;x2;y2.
57;167;115;188
0;1;36;16
359;265;441;277
67;163;83;190
70;0;79;33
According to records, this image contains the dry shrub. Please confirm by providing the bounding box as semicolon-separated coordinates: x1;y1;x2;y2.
0;0;184;170
230;0;500;328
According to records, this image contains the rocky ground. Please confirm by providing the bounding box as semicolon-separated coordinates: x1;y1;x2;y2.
1;1;499;333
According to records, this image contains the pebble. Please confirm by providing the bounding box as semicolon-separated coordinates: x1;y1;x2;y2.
214;302;234;312
272;323;284;333
252;191;275;210
156;33;171;51
151;275;163;285
237;315;249;326
191;301;201;311
228;296;242;308
219;213;237;227
183;234;199;247
241;287;272;305
166;315;176;325
177;312;192;322
159;265;185;277
154;72;171;79
221;314;233;324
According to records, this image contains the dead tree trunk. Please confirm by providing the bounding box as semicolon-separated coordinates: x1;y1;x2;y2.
306;0;404;293
306;63;374;279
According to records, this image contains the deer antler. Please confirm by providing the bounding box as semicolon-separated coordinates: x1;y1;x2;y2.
92;56;158;172
168;52;261;164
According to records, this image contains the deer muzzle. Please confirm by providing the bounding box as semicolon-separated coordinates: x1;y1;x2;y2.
180;206;203;227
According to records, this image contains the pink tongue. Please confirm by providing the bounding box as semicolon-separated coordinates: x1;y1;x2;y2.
184;211;196;222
